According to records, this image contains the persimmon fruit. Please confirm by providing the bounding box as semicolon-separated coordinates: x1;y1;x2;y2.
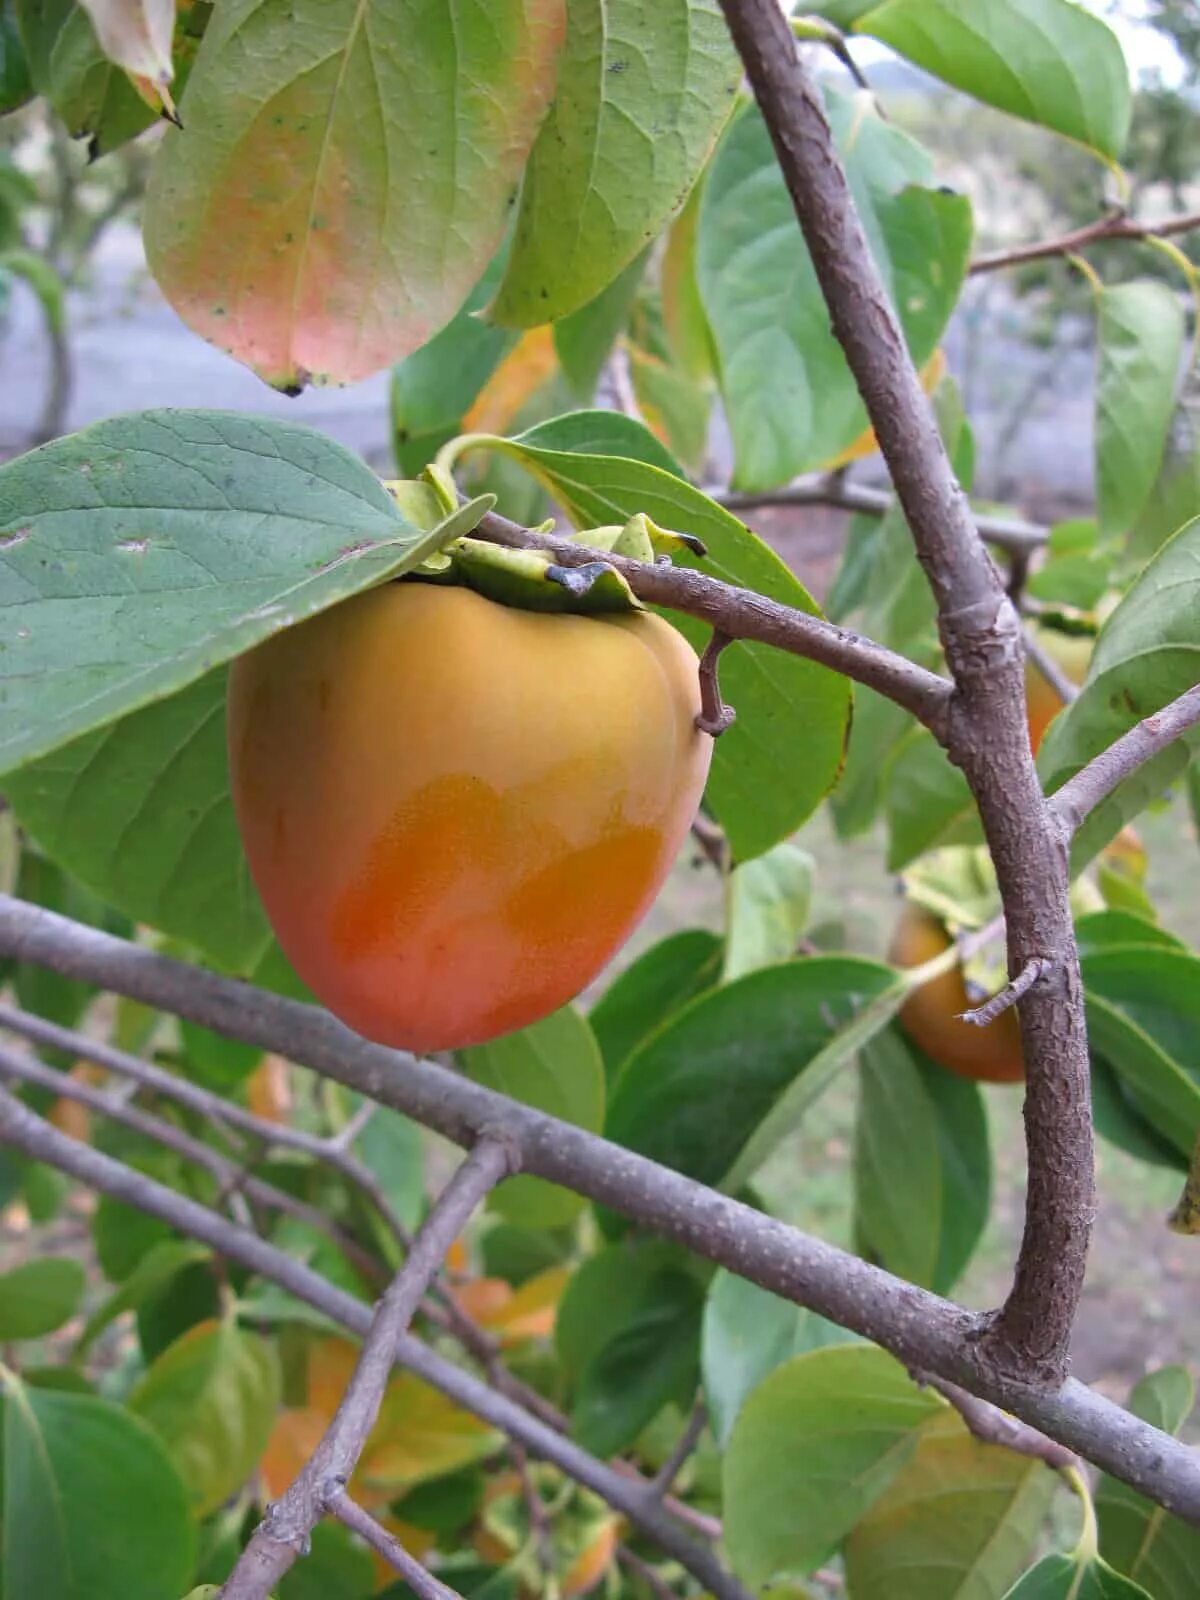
889;901;1024;1084
228;581;711;1053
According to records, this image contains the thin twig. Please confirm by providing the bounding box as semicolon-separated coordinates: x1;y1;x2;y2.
651;1398;708;1498
960;958;1052;1028
0;1000;551;1418
0;1040;378;1280
0;1085;753;1600
714;478;1049;555
326;1491;465;1600
618;1546;682;1600
918;1374;1079;1473
2;905;1199;1525
222;1139;514;1599
695;631;736;737
475;511;954;740
511;1443;556;1577
970;208;1200;276
1049;683;1200;837
1168;1131;1200;1237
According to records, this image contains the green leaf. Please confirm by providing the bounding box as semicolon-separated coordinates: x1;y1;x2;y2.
588;928;722;1081
855;1027;991;1294
354;1103;426;1235
0;0;33;112
77;1240;211;1358
17;0;156;155
0;249;64;336
1004;1554;1152;1599
1097;1368;1200;1599
144;0;564;388
1027;520;1112;612
604;957;897;1202
458;411;852;858
830;686;911;839
1083;945;1200;1148
128;1319;281;1518
12;847;125;1041
489;0;737;326
1075;910;1186;957
180;1011;264;1091
723;1345;943;1584
885;728;982;871
556;1239;701;1378
0;410;447;777
1;1374;195;1600
628;343;713;473
1091;1053;1187;1172
391;254;519;476
6;669;272;970
570;1266;704;1458
698;94;972;488
1096;281;1185;541
843;1409;1057;1600
723;841;813;982
0;1258;84;1340
700;1269;857;1449
858;0;1132;162
555;252;650;400
1039;517;1200;866
278;1522;376;1600
1128;393;1200;569
462;1005;605;1229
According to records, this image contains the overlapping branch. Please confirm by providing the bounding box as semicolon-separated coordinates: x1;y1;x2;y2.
0;1081;752;1600
222;1138;514;1600
971;208;1200;276
1;898;1198;1525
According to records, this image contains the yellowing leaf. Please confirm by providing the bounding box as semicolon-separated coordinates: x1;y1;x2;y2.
454;1265;569;1346
79;0;175;83
822;348;946;470
303;1339;500;1503
145;0;567;388
462;326;560;436
360;1374;501;1494
245;1055;293;1125
260;1406;327;1499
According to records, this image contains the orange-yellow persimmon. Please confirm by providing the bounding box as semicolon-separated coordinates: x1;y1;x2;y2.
889;902;1024;1085
228;581;711;1053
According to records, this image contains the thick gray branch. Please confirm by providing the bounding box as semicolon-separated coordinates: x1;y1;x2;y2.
1049;684;1200;837
0;1082;750;1600
715;0;1095;1381
0;899;1196;1523
222;1139;513;1600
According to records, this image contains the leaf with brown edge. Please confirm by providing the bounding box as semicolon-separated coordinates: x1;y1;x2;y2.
144;0;567;389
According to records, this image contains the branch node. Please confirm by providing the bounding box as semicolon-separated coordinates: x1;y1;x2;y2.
960;957;1052;1028
695;630;736;737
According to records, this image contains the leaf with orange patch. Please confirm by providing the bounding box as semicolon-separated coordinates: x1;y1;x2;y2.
822;349;947;471
454;1264;568;1346
245;1055;293;1125
144;0;567;389
260;1405;328;1500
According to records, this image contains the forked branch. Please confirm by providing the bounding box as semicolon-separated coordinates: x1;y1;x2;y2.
222;1139;515;1600
0;899;1197;1524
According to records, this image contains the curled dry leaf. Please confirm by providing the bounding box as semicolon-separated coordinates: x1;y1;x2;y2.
78;0;176;84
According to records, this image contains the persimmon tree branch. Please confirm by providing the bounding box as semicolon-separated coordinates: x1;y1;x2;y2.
715;479;1050;556
475;510;954;739
970;208;1200;275
0;1040;383;1284
714;0;1095;1383
2;901;1199;1524
326;1491;464;1600
1048;683;1200;837
0;1081;752;1600
918;1375;1078;1474
222;1137;514;1600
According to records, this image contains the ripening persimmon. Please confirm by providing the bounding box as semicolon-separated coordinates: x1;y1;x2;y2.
228;581;711;1053
889;901;1024;1084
